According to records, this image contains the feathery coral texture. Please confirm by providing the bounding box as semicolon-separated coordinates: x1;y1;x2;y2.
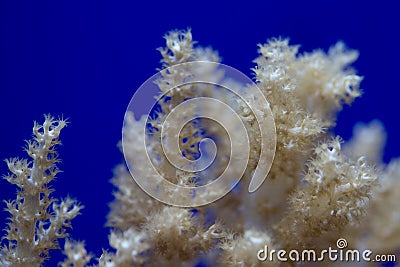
1;116;82;266
1;30;398;266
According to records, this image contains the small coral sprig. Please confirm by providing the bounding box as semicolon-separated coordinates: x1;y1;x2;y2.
59;240;93;267
276;137;378;249
1;115;82;267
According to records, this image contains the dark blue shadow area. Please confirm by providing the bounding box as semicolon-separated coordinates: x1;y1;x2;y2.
0;0;399;265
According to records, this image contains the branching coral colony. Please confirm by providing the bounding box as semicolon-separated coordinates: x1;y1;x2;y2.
1;29;399;266
0;116;82;266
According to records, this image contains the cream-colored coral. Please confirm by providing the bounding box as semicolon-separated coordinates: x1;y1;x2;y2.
144;207;224;265
60;240;93;267
1;115;82;267
220;229;278;266
366;158;400;253
276;137;378;249
1;29;398;267
343;120;387;164
105;228;150;266
107;163;160;230
95;29;393;265
249;38;326;227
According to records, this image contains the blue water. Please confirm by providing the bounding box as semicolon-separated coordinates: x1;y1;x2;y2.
0;1;399;266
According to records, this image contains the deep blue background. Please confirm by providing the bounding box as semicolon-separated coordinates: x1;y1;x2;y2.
1;1;399;265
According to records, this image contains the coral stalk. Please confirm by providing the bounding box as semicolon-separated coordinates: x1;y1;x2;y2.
1;115;82;267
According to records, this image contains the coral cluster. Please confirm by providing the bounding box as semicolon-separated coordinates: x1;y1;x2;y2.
1;29;399;266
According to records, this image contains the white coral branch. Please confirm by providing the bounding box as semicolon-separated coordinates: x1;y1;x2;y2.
1;115;83;267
